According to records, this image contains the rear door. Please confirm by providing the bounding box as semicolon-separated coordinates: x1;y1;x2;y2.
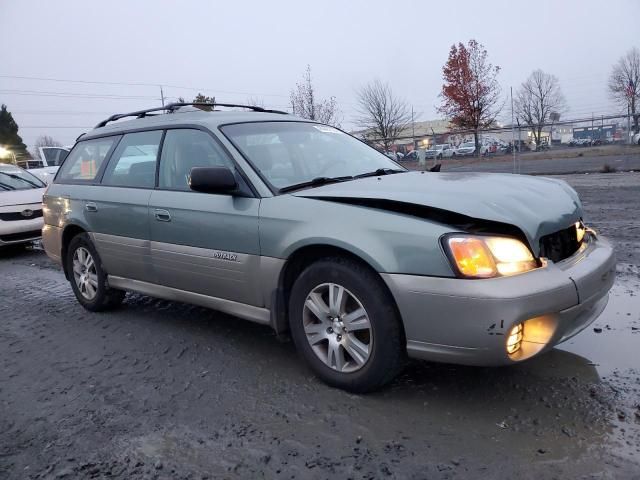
148;128;262;306
88;130;163;282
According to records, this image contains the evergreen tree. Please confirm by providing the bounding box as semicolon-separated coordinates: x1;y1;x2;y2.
0;104;29;160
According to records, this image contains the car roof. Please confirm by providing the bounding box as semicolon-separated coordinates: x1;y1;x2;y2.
80;109;311;141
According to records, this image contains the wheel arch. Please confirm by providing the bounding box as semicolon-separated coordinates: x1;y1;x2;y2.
60;223;88;280
270;243;404;343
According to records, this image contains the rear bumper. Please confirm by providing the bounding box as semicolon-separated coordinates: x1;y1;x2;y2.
382;234;616;366
42;224;63;265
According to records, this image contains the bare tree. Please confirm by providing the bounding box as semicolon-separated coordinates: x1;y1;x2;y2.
515;70;567;147
356;79;411;151
608;47;640;134
245;97;265;108
438;40;502;156
290;65;342;127
32;135;62;159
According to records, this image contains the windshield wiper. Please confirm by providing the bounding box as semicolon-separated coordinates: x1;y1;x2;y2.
354;168;405;179
0;172;42;189
279;175;354;193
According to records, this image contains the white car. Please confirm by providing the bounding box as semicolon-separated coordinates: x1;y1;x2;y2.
424;144;457;159
18;146;70;184
456;141;488;156
0;164;47;247
633;132;640;145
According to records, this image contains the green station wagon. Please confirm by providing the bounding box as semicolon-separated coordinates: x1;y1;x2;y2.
42;103;616;392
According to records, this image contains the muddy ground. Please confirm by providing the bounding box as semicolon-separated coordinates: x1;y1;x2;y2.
1;173;639;479
405;146;640;175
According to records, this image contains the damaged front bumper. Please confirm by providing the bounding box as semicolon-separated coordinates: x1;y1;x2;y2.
382;234;616;366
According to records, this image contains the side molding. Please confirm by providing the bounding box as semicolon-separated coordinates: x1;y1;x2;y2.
107;276;271;325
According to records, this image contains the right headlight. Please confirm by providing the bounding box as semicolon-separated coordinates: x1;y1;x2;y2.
443;235;538;279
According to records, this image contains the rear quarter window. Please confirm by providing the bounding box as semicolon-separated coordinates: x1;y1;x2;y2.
56;137;118;182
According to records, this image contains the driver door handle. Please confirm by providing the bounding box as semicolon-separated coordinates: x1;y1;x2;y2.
154;209;171;222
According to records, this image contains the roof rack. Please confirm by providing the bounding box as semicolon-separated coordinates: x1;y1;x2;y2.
94;102;288;128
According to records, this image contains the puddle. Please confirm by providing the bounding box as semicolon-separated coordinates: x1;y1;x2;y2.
558;280;640;376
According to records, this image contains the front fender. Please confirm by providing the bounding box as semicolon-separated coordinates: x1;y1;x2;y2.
259;196;455;277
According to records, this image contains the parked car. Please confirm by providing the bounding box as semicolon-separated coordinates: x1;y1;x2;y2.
42;103;615;392
402;150;418;160
0;163;47;247
424;144;457;159
456;141;488;156
633;132;640;145
570;138;592;147
18;146;71;184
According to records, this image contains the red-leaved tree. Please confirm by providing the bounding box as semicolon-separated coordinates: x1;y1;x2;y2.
439;40;502;156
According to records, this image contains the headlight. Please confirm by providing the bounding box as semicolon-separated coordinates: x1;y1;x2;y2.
443;235;538;278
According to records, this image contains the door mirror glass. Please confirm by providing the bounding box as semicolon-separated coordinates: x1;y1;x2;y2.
189;166;237;194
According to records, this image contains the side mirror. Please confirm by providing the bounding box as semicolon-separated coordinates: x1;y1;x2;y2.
189;166;237;194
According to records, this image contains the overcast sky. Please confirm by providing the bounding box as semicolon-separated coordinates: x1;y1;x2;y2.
1;0;638;148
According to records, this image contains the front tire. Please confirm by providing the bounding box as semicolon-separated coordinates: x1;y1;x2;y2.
66;233;125;311
288;257;405;392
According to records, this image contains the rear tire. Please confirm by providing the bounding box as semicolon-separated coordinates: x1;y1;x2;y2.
288;257;405;392
66;233;125;312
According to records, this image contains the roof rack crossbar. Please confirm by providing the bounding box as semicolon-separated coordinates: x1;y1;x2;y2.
94;102;287;128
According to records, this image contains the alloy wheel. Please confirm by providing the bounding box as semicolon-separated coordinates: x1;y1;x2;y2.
302;283;373;373
72;246;98;300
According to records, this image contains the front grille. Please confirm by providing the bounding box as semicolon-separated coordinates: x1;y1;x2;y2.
539;224;581;263
0;209;43;221
0;230;42;243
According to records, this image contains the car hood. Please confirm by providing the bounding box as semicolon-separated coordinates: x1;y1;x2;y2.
0;187;46;207
293;171;582;255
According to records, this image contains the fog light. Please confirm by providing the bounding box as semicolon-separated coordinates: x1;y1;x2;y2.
506;323;524;355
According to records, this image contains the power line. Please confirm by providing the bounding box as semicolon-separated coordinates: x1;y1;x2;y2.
0;88;158;100
0;74;291;99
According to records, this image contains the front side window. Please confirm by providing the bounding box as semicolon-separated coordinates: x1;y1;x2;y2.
0;165;46;191
159;129;233;191
220;122;402;191
101;131;162;188
56;137;118;182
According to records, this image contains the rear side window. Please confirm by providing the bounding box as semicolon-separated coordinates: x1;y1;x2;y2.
101;131;162;188
56;137;118;182
158;129;233;191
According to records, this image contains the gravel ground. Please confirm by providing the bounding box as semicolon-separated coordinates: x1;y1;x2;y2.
1;173;639;479
405;147;640;175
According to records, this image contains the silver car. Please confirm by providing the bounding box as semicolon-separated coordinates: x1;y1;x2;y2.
42;103;615;392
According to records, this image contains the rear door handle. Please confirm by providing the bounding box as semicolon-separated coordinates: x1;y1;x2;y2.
154;209;171;222
85;202;98;212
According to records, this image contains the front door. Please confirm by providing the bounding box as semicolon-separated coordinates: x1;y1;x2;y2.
148;128;262;306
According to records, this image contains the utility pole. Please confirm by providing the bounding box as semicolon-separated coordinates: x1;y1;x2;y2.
628;104;632;144
517;119;522;174
411;106;416;151
510;86;516;174
160;86;165;108
591;113;594;143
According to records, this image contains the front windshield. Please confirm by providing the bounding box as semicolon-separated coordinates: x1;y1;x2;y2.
461;142;474;148
220;122;404;190
0;166;46;191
